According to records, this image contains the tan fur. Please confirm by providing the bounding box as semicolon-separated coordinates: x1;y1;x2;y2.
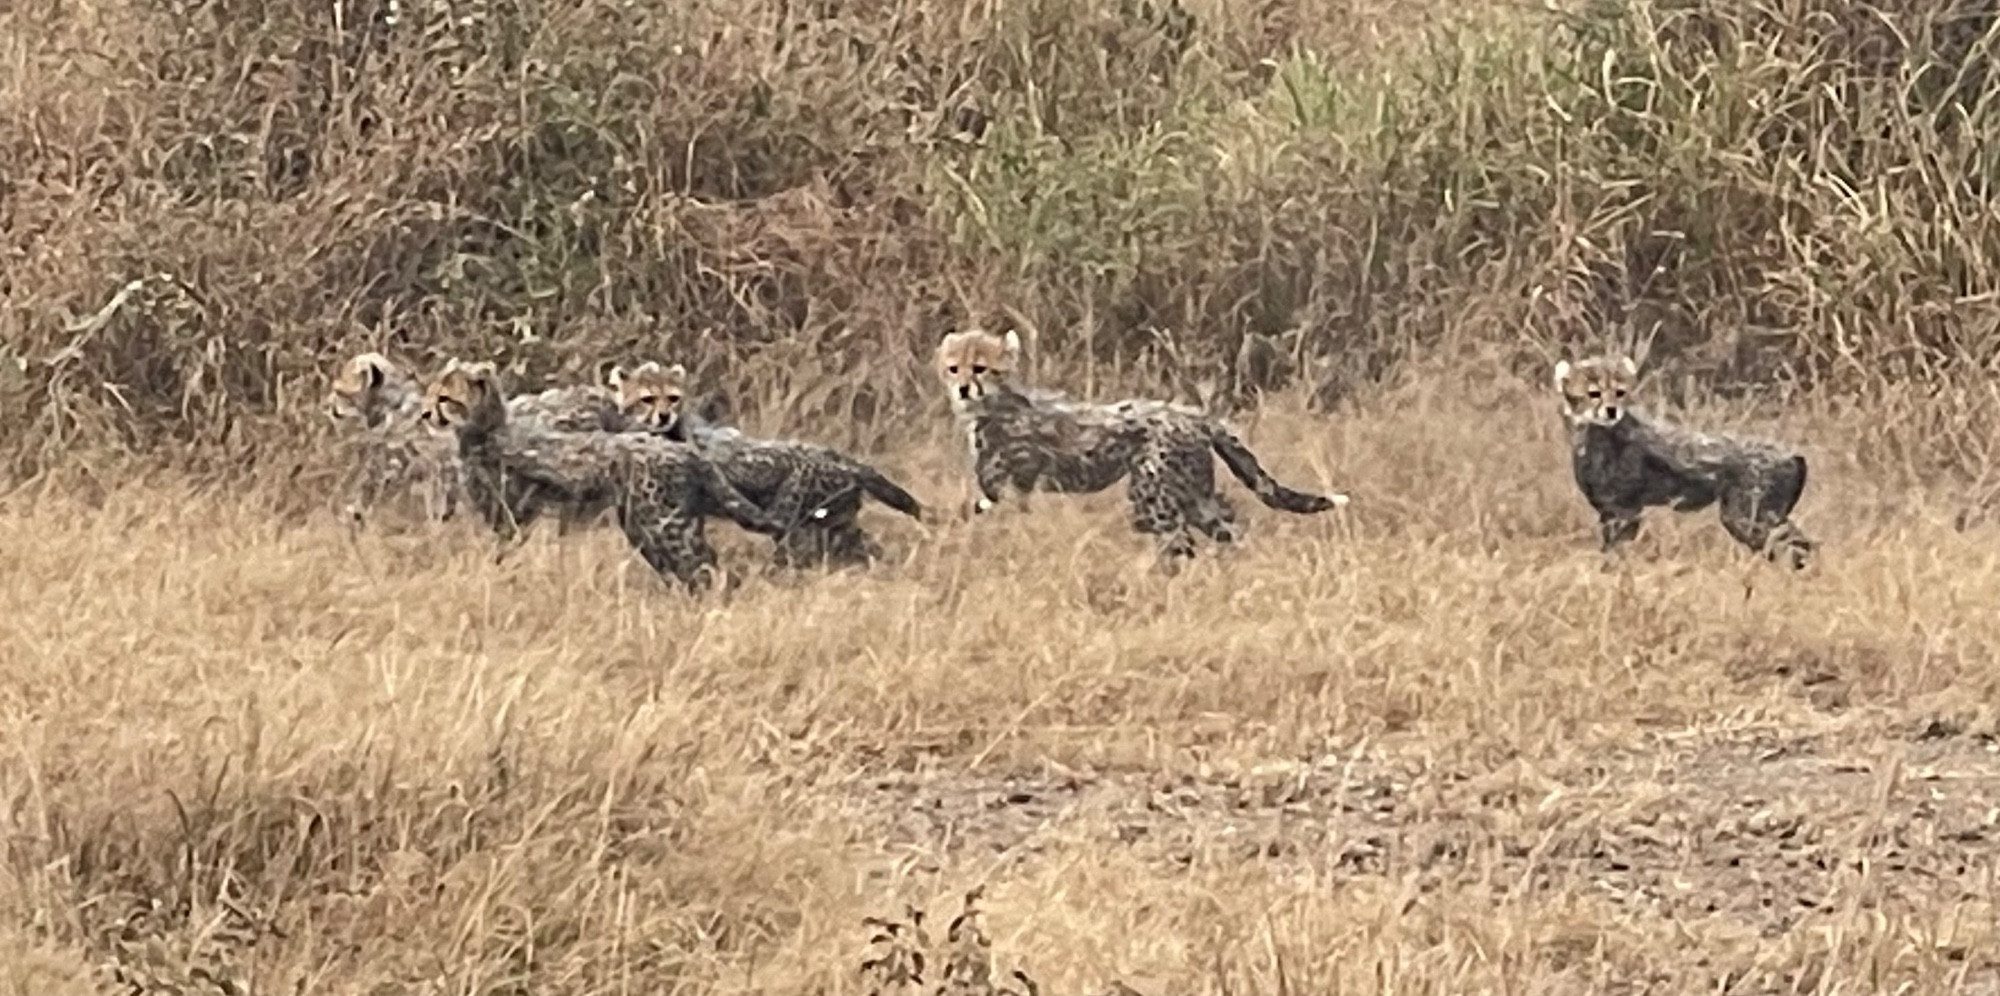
607;361;691;433
327;351;424;429
326;351;458;528
1553;355;1640;428
419;359;499;430
934;329;1024;413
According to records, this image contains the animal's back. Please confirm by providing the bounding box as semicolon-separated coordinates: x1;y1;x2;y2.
1574;408;1807;513
969;388;1147;494
508;385;632;433
494;422;672;497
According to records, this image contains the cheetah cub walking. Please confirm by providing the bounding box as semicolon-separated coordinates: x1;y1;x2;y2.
327;351;641;536
420;359;787;593
610;360;926;569
1554;354;1815;570
935;328;1348;569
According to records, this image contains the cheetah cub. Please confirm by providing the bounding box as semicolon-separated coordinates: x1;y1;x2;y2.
326;351;459;528
420;359;787;593
935;328;1348;569
327;351;641;537
604;361;738;444
610;360;925;569
1555;354;1815;570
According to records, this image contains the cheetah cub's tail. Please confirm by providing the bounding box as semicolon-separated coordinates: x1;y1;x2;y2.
1210;429;1349;514
858;467;925;522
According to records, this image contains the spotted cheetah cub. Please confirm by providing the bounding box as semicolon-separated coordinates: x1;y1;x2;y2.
419;359;788;593
326;351;459;528
605;361;738;444
327;352;641;535
1555;354;1815;569
610;360;925;568
935;328;1348;569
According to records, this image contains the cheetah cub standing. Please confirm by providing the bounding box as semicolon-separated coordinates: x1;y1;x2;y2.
934;328;1348;570
327;351;641;536
610;360;926;569
326;351;460;528
1554;354;1815;570
420;359;787;593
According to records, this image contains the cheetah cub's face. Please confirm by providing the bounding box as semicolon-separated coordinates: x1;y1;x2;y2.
1553;355;1640;428
608;361;689;433
934;329;1021;412
419;359;504;433
327;352;403;428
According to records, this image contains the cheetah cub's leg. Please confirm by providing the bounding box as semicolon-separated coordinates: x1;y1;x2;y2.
1718;488;1815;571
1191;493;1244;546
967;440;1028;518
1597;506;1643;552
618;506;729;594
1179;453;1244;546
969;467;1011;517
776;522;879;570
1127;467;1199;573
782;500;881;569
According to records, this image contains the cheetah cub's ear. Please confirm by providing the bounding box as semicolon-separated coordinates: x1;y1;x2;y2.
605;360;666;391
356;352;391;389
1002;329;1023;363
437;357;500;387
1619;355;1639;378
1552;359;1573;392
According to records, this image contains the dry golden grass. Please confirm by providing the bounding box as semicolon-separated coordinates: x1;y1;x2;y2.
7;0;2000;989
5;367;2000;994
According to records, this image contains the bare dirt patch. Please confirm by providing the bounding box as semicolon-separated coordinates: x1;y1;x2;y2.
843;727;2000;985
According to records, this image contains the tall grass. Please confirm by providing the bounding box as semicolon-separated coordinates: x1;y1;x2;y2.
5;0;2000;478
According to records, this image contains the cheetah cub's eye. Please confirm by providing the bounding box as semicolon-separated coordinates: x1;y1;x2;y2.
971;364;988;375
946;365;960;374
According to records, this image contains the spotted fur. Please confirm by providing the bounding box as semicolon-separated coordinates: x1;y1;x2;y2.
934;329;1348;569
1555;354;1815;570
611;360;923;568
419;359;787;592
325;351;459;528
